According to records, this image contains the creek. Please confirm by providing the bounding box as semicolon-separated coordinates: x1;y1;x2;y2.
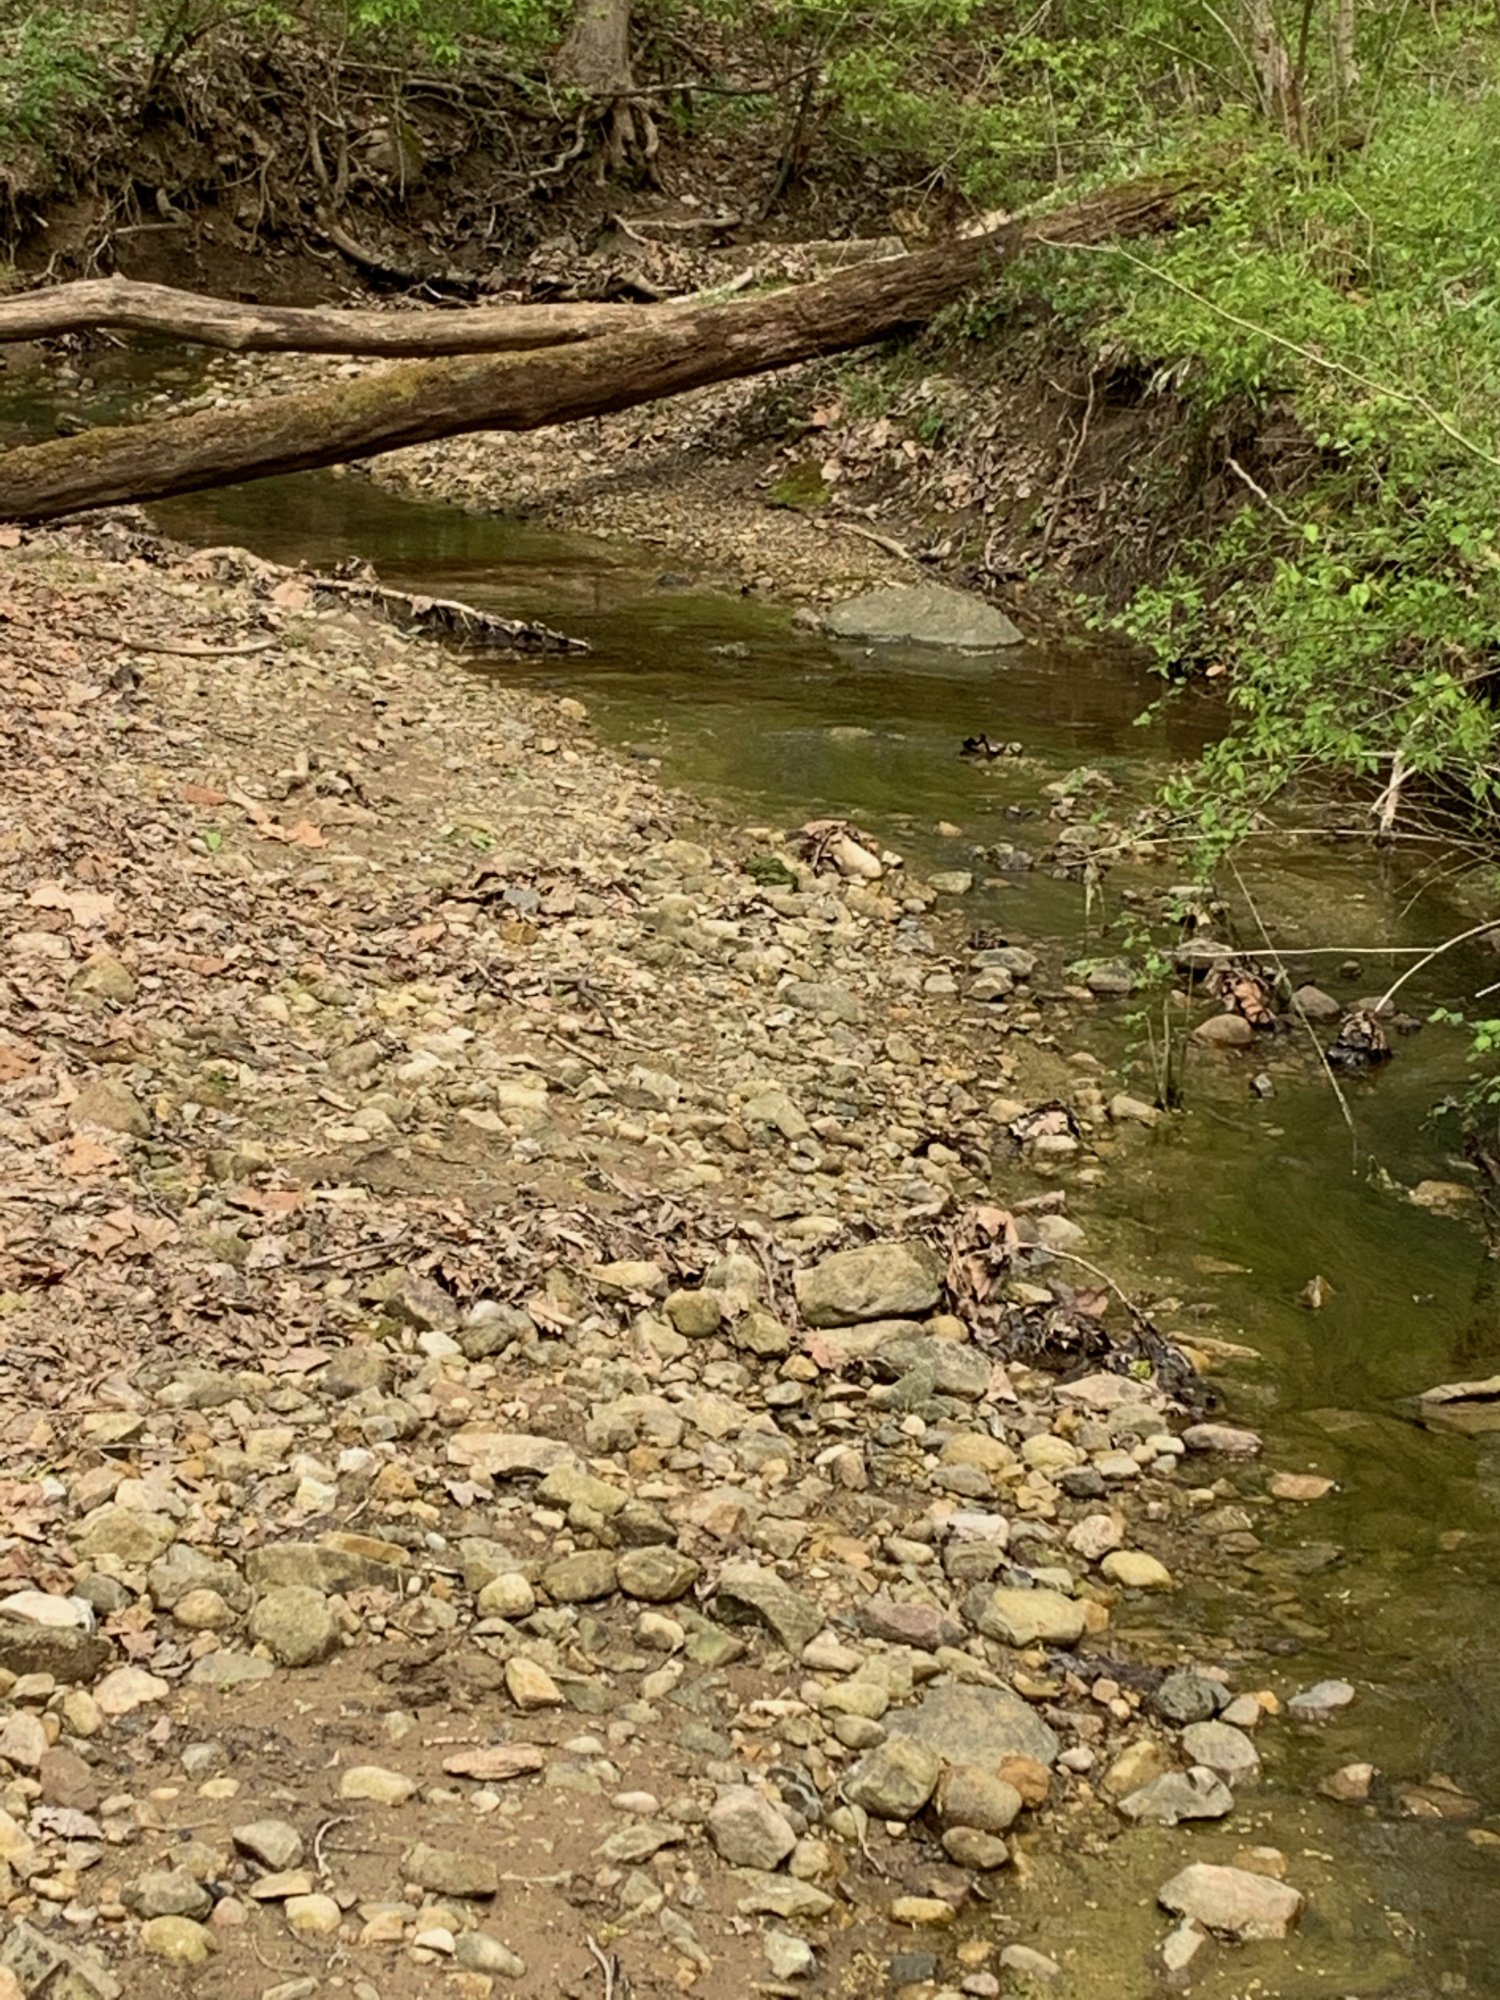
147;464;1500;1997
8;348;1497;1989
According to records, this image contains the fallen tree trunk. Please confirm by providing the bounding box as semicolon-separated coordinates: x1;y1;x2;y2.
0;175;1188;523
0;276;646;356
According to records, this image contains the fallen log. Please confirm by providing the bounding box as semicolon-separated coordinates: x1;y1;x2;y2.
0;276;645;356
0;175;1189;524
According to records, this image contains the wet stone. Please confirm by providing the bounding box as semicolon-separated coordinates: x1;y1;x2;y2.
1118;1768;1234;1825
1151;1671;1227;1725
1181;1721;1260;1781
1158;1862;1304;1939
1289;1678;1356;1720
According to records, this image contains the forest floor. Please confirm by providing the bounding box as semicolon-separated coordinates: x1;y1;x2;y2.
0;512;1334;2000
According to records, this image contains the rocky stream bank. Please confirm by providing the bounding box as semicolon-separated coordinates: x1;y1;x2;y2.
0;515;1373;2000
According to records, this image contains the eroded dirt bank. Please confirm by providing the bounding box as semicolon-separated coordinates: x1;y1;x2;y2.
0;517;1359;2000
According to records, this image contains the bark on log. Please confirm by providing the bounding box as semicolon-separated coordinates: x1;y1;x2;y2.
0;276;645;355
0;175;1189;524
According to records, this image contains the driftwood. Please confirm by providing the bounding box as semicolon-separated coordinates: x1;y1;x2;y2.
0;175;1190;523
308;575;589;652
0;276;645;356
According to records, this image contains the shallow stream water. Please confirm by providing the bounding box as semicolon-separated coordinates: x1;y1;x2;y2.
9;351;1497;1990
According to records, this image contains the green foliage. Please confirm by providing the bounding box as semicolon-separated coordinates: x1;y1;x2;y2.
0;11;112;148
1076;93;1500;866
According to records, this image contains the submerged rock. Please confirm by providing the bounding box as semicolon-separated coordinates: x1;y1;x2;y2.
824;583;1023;649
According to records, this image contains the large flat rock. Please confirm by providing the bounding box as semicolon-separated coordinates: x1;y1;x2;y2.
886;1681;1059;1769
825;584;1023;650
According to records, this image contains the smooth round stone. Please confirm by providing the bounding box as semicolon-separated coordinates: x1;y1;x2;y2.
140;1917;214;1964
1101;1550;1174;1591
285;1893;343;1935
477;1572;537;1619
941;1826;1010;1870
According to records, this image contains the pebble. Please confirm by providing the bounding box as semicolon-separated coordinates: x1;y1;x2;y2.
1288;1678;1357;1719
1100;1549;1174;1590
339;1765;418;1804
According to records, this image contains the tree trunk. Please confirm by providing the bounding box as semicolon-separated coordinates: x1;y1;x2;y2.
556;0;659;181
558;0;634;93
0;176;1188;525
0;276;648;356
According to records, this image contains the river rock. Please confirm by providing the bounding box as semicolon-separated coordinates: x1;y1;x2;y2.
1294;984;1342;1020
506;1658;563;1709
248;1586;339;1666
1288;1678;1356;1720
935;1768;1023;1834
707;1787;798;1869
1101;1549;1174;1590
887;1682;1060;1768
617;1547;700;1601
999;1945;1062;1982
942;1827;1010;1869
1119;1767;1234;1825
233;1820;304;1869
971;1586;1085;1648
824;583;1023;649
1182;1422;1262;1456
75;1504;177;1564
1320;1761;1376;1802
714;1562;823;1653
455;1933;527;1978
845;1737;942;1819
338;1766;417;1805
541;1551;618;1602
1182;1721;1261;1781
764;1932;816;1980
1193;1013;1256;1047
96;1665;170;1715
139;1916;214;1964
794;1241;943;1326
1158;1862;1304;1939
405;1843;498;1898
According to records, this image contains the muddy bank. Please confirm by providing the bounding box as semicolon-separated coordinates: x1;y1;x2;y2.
0;514;1382;1999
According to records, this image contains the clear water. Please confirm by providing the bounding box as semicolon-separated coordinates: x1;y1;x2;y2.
8;348;1493;1987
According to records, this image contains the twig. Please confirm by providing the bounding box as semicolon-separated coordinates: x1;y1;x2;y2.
1039;364;1098;555
585;1935;616;2000
1229;860;1358;1169
1223;452;1299;532
1036;1245;1154;1329
818;518;917;563
82;628;278;658
313;1813;352;1879
1375;918;1500;1012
